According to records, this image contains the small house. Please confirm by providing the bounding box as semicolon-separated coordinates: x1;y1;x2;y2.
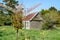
23;12;43;30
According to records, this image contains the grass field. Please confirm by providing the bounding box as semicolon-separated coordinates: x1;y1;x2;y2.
0;26;60;40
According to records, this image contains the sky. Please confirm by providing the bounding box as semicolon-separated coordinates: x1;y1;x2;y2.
18;0;60;11
0;0;60;14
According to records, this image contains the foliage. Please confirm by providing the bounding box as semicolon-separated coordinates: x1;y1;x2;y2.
0;26;60;40
40;7;60;29
58;10;60;15
0;3;12;26
49;7;57;11
0;14;5;26
11;11;23;29
4;14;11;25
0;11;11;26
3;0;18;8
3;0;23;29
40;9;49;15
0;13;11;26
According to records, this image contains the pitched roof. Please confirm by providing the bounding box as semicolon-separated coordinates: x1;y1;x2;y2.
23;12;38;21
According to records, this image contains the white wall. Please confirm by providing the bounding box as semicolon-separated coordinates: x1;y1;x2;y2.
23;21;30;29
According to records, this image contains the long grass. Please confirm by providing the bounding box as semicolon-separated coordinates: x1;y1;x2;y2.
0;26;60;40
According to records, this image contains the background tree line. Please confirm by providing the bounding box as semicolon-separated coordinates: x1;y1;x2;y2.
40;7;60;29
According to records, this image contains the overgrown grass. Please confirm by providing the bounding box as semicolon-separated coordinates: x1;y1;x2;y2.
0;26;60;40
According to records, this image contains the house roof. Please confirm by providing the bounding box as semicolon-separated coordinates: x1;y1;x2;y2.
23;12;38;21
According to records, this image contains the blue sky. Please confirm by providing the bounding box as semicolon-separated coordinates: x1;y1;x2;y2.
18;0;60;11
0;0;60;14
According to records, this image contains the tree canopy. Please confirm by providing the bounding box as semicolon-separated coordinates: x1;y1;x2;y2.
49;7;57;11
3;0;18;8
40;7;60;29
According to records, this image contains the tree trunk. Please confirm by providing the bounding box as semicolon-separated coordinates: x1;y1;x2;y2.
16;29;18;40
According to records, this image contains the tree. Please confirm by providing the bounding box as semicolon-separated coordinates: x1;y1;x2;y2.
0;4;11;26
40;9;49;15
0;13;5;26
11;10;23;40
1;0;23;40
58;10;60;15
40;9;60;29
49;7;57;11
3;0;18;8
